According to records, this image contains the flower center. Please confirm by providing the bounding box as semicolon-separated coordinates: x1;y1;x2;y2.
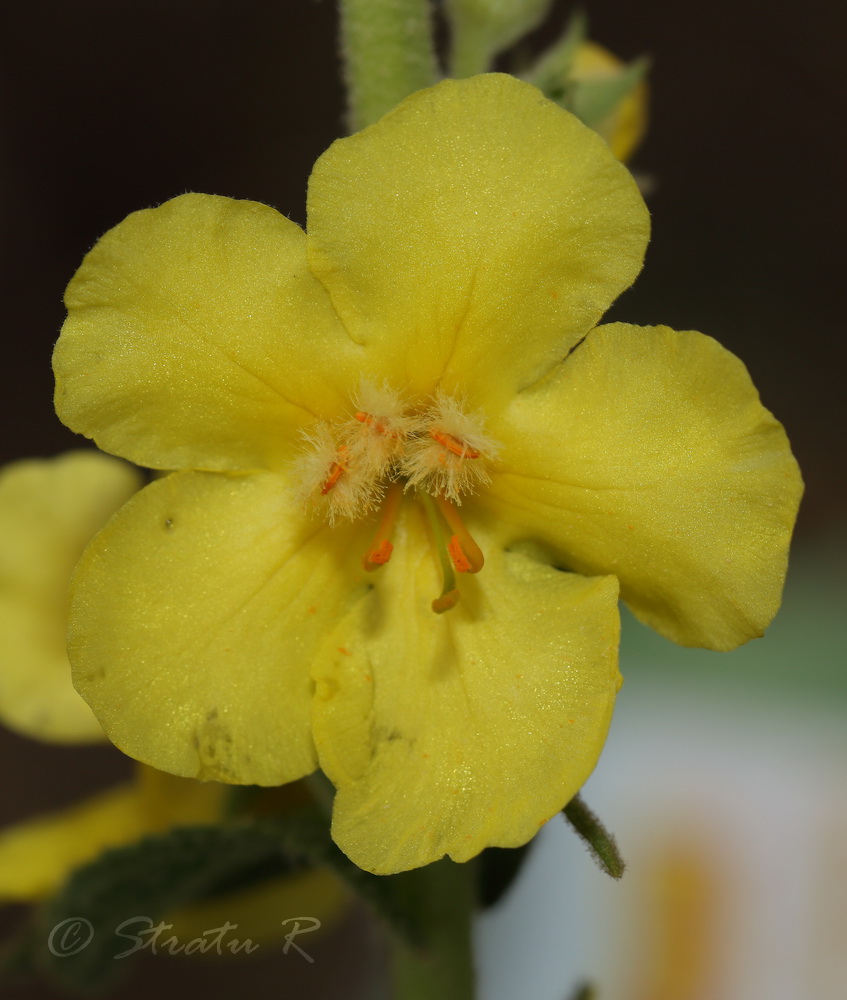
294;381;500;612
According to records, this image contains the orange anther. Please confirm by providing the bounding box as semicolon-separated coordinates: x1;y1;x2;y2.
363;539;394;571
430;430;480;459
320;461;345;495
447;535;472;573
370;539;393;564
355;411;392;436
361;483;402;573
435;497;484;573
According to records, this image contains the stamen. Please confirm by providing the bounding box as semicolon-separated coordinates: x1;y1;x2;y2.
419;493;461;613
362;483;402;572
365;539;394;566
294;423;381;523
295;384;499;551
355;411;401;437
435;497;484;573
402;391;500;502
429;430;481;459
320;448;347;495
344;381;413;479
447;535;472;573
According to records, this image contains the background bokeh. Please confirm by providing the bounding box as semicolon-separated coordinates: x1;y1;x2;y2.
1;1;844;997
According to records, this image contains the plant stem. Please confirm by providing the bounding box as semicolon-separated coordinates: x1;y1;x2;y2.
338;0;438;132
448;24;494;78
389;858;476;999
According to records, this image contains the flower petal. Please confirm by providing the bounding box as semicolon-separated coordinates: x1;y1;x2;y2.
307;74;649;405
487;323;803;650
311;507;621;874
69;470;370;785
0;452;141;743
54;194;363;472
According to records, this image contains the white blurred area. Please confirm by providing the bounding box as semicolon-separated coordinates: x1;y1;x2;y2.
477;536;847;1000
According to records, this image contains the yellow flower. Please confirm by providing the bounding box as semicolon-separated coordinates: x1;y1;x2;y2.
0;451;141;742
52;74;801;874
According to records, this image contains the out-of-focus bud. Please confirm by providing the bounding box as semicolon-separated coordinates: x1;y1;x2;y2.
523;12;649;161
569;41;648;162
446;0;553;55
445;0;555;75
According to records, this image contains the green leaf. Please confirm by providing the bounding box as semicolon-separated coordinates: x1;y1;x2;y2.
0;923;39;990
562;793;625;879
23;807;428;993
568;57;650;128
32;821;305;992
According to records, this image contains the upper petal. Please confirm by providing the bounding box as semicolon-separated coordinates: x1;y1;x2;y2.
69;469;371;785
311;506;621;874
54;194;364;472
0;451;141;743
487;323;803;650
307;74;649;405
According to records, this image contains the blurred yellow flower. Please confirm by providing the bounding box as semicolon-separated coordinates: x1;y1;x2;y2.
0;765;223;902
0;451;140;742
53;74;801;874
0;765;347;944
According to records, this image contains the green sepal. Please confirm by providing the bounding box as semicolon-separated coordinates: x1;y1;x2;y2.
522;9;588;99
562;793;625;879
445;0;555;76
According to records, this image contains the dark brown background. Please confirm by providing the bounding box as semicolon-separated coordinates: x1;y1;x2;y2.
0;1;844;996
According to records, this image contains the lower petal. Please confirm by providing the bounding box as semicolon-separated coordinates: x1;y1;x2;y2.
70;470;369;785
311;507;621;874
